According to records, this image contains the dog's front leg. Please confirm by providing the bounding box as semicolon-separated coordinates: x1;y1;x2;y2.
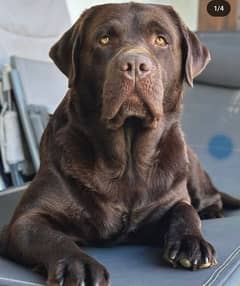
163;201;217;270
3;215;110;286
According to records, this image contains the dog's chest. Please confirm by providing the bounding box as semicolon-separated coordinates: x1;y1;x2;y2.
85;186;165;243
83;175;189;244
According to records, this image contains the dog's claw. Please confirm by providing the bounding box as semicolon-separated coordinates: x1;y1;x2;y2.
199;262;211;269
199;257;218;269
199;258;211;269
192;259;198;270
180;258;191;268
169;250;178;260
163;250;178;268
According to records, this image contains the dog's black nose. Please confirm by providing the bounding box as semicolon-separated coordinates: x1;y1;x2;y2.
119;53;153;80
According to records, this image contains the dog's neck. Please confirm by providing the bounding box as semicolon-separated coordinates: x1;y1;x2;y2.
123;117;162;176
86;116;180;182
70;90;182;181
122;114;180;179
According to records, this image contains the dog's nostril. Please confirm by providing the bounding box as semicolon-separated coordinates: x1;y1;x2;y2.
126;63;132;71
121;62;132;72
139;63;149;72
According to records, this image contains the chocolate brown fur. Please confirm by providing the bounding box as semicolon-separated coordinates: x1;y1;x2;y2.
1;3;239;285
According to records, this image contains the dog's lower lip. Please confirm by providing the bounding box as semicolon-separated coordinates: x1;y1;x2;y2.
106;110;159;130
106;116;159;130
102;94;162;130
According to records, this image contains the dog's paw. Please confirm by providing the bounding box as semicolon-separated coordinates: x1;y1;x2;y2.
163;235;217;270
47;255;110;286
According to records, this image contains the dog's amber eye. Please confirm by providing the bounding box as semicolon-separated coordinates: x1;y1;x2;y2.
99;36;110;45
155;36;167;47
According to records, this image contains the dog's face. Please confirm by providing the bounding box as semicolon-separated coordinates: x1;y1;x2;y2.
50;3;210;130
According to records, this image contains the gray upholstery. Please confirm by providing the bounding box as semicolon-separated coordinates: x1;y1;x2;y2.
196;32;240;88
183;83;240;217
183;84;240;201
0;185;28;229
0;216;240;286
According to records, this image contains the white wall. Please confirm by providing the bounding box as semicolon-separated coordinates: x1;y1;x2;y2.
173;0;199;31
66;0;199;30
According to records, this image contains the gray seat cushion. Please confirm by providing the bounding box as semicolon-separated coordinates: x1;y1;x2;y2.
0;185;27;229
196;32;240;88
1;216;240;286
183;84;240;204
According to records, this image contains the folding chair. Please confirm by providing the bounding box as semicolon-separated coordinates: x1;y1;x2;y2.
10;56;67;172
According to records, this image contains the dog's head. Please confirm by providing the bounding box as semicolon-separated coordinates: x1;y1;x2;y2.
50;3;210;130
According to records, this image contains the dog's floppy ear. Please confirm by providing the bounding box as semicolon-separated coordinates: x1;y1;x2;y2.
182;27;211;87
49;8;92;87
165;5;211;87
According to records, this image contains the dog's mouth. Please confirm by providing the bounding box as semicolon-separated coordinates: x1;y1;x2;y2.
103;95;159;130
101;70;163;130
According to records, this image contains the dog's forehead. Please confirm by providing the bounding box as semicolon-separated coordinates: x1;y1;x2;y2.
86;3;179;35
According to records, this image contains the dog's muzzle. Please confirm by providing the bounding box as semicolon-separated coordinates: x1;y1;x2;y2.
101;47;163;129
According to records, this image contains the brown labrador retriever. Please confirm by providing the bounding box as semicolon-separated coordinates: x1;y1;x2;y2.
1;3;240;286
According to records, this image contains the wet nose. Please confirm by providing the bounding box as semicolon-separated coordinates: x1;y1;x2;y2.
119;53;153;80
